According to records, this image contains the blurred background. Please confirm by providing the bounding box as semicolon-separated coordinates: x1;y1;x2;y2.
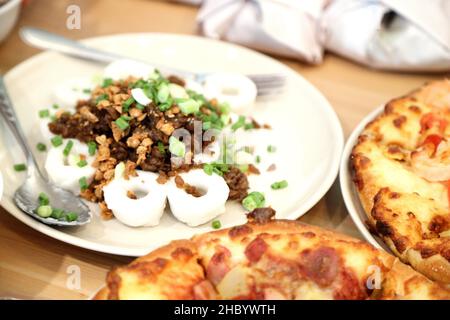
1;0;448;132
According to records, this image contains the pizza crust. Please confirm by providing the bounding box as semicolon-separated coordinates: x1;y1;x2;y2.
351;80;450;285
95;219;450;300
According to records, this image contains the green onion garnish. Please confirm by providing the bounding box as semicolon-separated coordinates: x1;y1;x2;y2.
88;141;97;156
36;143;47;152
244;123;254;130
39;109;49;118
202;121;212;130
101;78;113;88
169;136;185;157
242;191;265;211
122;96;135;112
115;116;130;131
203;163;229;176
95;94;109;104
255;155;261;164
77;159;88;167
65;212;78;222
203;163;213;176
231;115;246;131
13;163;27;172
271;180;288;190
52;104;59;109
157;83;170;103
63;140;74;156
178;99;200;115
51;135;63;147
136;103;145;110
212;220;221;229
82;88;91;94
267;145;276;153
157;141;165;155
79;177;88;191
38;192;49;206
36;205;52;218
51;208;64;219
239;164;249;173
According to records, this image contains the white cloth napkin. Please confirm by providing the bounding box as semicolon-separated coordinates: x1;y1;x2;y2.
195;0;450;71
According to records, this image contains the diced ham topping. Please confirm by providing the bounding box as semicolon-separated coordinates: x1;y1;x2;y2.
245;237;268;263
193;280;218;300
299;247;339;287
206;246;231;285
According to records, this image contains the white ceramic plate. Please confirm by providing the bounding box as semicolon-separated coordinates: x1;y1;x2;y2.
1;33;343;256
339;105;391;251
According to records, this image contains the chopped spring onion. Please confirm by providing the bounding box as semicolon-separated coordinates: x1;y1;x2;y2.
79;177;88;191
158;101;172;112
238;164;249;173
52;104;59;109
95;94;109;104
244;123;255;130
101;78;113;88
255;155;261;164
203;163;213;176
87;141;97;156
169;136;186;157
271;180;288;190
13;163;27;172
65;212;78;222
51;208;64;219
51;135;63;147
63;140;74;156
37;205;52;218
135;103;145;110
38;192;49;206
202;121;212;130
157;83;170;103
39;109;49;118
178;99;200;115
122;96;135;112
203;163;229;177
231;115;246;131
82;88;91;94
115;116;130;131
131;88;152;106
267;145;276;153
157;141;166;154
242;191;265;211
212;220;221;229
77;159;88;167
36;142;47;152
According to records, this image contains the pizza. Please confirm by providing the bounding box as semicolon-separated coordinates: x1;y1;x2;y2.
351;80;450;285
94;208;450;300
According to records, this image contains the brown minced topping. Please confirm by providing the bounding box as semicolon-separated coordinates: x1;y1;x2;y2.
48;76;251;218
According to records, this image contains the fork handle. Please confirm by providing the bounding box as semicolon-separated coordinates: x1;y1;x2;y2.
20;27;194;78
0;77;40;176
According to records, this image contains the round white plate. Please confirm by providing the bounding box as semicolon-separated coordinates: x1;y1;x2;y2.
1;33;343;256
339;105;391;251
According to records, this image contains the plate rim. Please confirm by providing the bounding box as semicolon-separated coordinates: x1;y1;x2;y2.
2;32;344;256
339;105;388;250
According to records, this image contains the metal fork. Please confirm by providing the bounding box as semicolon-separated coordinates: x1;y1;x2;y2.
19;27;286;96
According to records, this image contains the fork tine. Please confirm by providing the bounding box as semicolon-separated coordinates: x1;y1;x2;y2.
253;79;286;89
257;87;285;97
247;74;287;92
247;73;286;82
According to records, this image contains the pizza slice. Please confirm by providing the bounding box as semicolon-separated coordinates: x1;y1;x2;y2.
351;80;450;284
95;209;450;300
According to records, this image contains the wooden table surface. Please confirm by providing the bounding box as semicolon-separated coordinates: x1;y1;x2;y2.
0;0;447;299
